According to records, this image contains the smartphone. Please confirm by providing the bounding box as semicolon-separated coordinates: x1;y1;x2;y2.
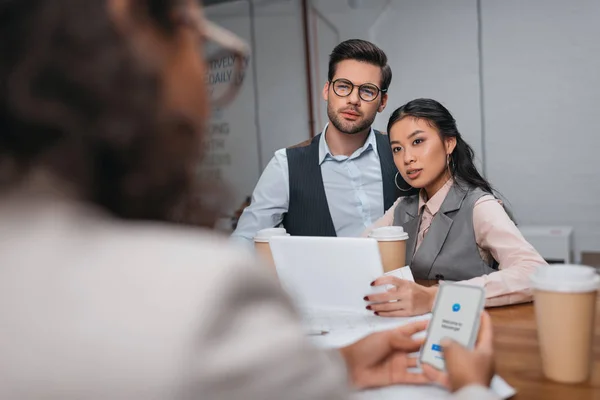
420;283;485;371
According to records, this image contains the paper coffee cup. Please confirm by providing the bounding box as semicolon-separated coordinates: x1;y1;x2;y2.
253;228;289;272
368;226;409;273
531;264;600;383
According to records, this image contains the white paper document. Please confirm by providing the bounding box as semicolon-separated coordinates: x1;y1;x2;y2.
385;265;415;281
270;236;515;399
270;236;389;312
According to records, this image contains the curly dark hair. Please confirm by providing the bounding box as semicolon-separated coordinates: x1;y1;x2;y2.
0;0;216;224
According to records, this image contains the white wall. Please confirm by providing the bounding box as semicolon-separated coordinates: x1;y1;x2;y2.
481;0;600;260
253;0;311;164
205;0;310;217
206;0;600;257
204;1;261;212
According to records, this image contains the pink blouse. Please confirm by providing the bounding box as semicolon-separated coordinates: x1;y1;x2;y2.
364;179;547;307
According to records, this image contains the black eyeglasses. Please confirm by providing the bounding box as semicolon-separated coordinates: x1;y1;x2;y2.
330;78;386;102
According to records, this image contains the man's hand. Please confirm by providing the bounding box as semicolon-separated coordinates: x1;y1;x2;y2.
365;276;438;317
339;319;429;389
422;312;495;392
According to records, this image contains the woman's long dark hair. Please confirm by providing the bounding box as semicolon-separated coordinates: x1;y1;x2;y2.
387;98;494;194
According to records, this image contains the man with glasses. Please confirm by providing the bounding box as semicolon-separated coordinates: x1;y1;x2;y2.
232;39;416;242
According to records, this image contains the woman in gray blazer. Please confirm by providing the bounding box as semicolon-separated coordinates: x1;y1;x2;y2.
364;99;545;317
0;1;498;399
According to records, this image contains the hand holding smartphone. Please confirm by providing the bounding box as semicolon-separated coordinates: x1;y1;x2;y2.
420;283;486;371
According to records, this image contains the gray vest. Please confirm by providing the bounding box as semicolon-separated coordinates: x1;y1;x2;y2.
281;131;417;237
393;182;497;281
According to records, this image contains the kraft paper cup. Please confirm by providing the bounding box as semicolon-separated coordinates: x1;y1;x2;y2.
368;226;409;273
531;264;600;383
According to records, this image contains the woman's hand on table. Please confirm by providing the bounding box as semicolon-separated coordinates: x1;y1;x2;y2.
339;319;430;389
421;312;495;392
364;276;438;317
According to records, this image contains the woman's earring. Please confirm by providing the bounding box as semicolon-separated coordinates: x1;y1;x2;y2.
395;172;414;192
447;154;456;172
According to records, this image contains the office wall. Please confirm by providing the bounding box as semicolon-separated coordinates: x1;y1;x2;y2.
205;0;309;218
204;1;261;213
252;0;311;164
206;0;600;257
481;0;600;259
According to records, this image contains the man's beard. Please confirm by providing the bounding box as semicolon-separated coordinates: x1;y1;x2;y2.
327;104;377;135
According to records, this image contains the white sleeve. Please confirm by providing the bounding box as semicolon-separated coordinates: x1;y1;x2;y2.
231;149;290;244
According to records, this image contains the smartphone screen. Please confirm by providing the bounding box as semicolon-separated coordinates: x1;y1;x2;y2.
420;283;485;371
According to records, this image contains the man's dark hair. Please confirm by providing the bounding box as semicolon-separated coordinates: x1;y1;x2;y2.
327;39;392;92
0;0;216;225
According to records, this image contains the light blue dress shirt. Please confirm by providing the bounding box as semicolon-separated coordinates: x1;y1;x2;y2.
231;124;385;243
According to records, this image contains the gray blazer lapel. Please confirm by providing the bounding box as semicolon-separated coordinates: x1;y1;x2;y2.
404;217;420;266
393;196;419;266
410;184;469;278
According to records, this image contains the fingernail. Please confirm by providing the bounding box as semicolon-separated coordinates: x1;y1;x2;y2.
366;305;372;310
370;281;375;286
363;296;369;301
374;311;379;316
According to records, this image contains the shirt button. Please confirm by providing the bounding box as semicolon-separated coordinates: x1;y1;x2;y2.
435;274;444;280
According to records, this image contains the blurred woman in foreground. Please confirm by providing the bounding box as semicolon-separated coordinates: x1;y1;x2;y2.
0;1;497;399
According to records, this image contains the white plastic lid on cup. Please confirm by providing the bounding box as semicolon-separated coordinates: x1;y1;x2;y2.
368;226;409;241
531;264;600;293
253;228;289;243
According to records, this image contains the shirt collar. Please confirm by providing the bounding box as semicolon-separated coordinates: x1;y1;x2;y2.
318;123;379;165
418;177;454;216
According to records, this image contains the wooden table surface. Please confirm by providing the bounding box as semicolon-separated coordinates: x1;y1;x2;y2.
489;297;600;399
